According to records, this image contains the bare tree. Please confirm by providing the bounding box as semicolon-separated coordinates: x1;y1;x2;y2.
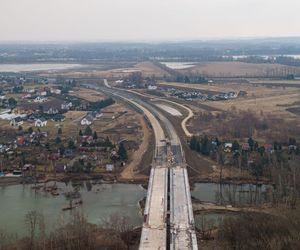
49;211;96;250
25;210;42;250
101;212;134;250
0;230;17;250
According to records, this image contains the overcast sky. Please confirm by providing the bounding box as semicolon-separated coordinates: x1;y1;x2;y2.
0;0;299;41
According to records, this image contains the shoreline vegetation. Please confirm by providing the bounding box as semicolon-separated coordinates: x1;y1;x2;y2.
1;162;276;187
0;210;142;250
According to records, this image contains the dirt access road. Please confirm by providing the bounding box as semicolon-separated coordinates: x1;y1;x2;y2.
119;115;150;181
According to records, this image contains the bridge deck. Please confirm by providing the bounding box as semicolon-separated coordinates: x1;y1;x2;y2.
170;166;198;250
140;166;168;249
139;227;167;250
146;167;168;226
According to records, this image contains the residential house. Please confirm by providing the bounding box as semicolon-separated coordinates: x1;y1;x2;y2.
50;88;62;95
51;114;65;122
45;107;59;115
34;96;47;103
24;88;35;93
35;118;47;127
79;100;89;110
65;149;75;158
81;113;95;125
22;93;32;99
10;117;23;127
126;84;136;89
227;91;238;99
22;164;34;171
288;145;297;153
95;112;103;119
0;144;9;153
38;91;47;96
27;113;41;122
80;135;94;145
106;164;114;172
37;87;49;96
61;102;73;110
148;85;157;90
29;132;47;140
110;150;119;160
1;99;10;108
238;91;247;97
224;143;233;153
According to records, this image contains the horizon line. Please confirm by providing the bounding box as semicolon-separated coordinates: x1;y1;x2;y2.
1;36;300;44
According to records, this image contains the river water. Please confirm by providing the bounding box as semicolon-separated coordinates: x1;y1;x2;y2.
192;183;273;230
191;183;273;205
0;181;273;237
0;181;146;237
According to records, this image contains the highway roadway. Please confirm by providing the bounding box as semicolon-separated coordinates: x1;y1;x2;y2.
121;88;194;138
98;80;198;249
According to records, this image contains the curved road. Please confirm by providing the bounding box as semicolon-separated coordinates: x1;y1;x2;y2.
125;88;194;137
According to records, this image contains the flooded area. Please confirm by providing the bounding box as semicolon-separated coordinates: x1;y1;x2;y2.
191;183;273;205
0;181;274;237
0;63;83;73
192;182;273;230
0;182;146;237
